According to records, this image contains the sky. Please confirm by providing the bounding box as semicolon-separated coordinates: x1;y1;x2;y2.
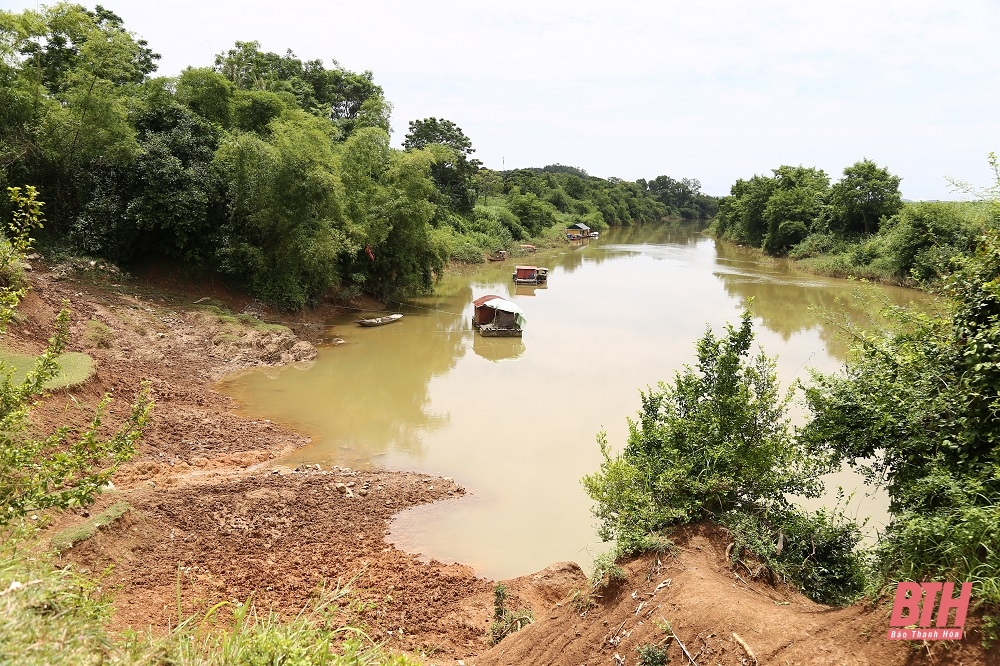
4;0;999;199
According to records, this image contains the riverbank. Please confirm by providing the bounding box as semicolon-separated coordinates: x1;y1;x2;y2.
11;257;996;665
12;259;493;661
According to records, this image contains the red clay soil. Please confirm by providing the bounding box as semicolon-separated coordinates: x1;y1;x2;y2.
472;525;999;666
15;259;1000;665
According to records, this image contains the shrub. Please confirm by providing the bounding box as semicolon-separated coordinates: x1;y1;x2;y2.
636;643;670;666
582;311;829;554
0;187;152;526
590;551;627;592
802;228;1000;619
720;505;867;605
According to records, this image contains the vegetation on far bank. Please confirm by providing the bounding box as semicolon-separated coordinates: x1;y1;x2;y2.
0;3;718;310
710;157;993;289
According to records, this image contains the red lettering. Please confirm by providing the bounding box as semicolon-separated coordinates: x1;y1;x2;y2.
936;582;972;628
918;583;943;627
890;582;923;626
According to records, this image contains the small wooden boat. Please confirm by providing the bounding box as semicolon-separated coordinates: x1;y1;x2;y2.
487;250;509;262
356;313;403;327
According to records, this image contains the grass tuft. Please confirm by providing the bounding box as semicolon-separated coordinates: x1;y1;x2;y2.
487;583;534;646
50;501;131;552
83;320;115;348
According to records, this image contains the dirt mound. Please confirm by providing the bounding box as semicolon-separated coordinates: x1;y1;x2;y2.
57;468;492;662
472;524;998;666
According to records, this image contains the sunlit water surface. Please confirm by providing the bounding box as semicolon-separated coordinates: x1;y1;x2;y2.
217;226;932;579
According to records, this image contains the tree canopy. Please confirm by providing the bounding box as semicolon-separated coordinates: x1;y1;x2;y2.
0;4;716;308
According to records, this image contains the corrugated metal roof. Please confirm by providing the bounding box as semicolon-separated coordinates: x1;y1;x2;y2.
473;294;503;307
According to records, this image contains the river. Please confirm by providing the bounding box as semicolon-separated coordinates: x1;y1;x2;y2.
217;225;931;580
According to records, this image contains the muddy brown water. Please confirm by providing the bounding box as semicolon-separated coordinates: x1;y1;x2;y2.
218;226;933;580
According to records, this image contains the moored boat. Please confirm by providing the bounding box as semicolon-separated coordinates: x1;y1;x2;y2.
471;294;525;337
512;265;549;285
356;313;403;327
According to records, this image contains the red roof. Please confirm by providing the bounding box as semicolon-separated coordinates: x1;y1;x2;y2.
473;294;504;308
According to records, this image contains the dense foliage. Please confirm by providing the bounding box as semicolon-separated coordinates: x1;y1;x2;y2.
802;230;1000;611
0;3;717;308
587;158;1000;615
581;312;867;603
712;158;989;289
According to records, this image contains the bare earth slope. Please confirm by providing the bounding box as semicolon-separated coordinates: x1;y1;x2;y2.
473;525;998;666
15;260;999;665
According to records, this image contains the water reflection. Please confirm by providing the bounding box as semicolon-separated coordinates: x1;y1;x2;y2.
514;284;547;297
219;225;933;579
219;312;467;468
472;335;526;362
712;240;929;357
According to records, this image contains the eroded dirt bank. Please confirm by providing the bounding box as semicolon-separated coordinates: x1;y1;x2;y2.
15;261;999;665
472;525;998;666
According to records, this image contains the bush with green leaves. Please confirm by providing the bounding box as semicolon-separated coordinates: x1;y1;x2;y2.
581;310;874;604
636;643;670;666
802;229;1000;615
720;504;867;605
583;310;830;554
0;186;151;526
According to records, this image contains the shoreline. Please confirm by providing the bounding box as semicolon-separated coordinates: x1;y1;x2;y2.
21;257;994;665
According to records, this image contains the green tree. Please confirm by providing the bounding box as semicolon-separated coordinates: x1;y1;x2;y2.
714;174;777;247
402;117;475;156
582;311;826;553
212;40;383;137
214;110;351;309
829;159;902;235
403;117;481;215
175;66;234;128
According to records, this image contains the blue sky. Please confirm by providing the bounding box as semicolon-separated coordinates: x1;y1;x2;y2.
4;0;999;199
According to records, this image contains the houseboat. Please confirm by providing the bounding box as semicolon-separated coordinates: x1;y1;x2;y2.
567;222;591;240
472;294;525;337
512;265;549;285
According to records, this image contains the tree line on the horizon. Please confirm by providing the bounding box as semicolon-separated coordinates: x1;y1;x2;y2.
712;159;989;286
0;3;718;309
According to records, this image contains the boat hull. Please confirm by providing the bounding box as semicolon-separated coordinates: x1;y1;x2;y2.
356;314;403;327
477;327;523;337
